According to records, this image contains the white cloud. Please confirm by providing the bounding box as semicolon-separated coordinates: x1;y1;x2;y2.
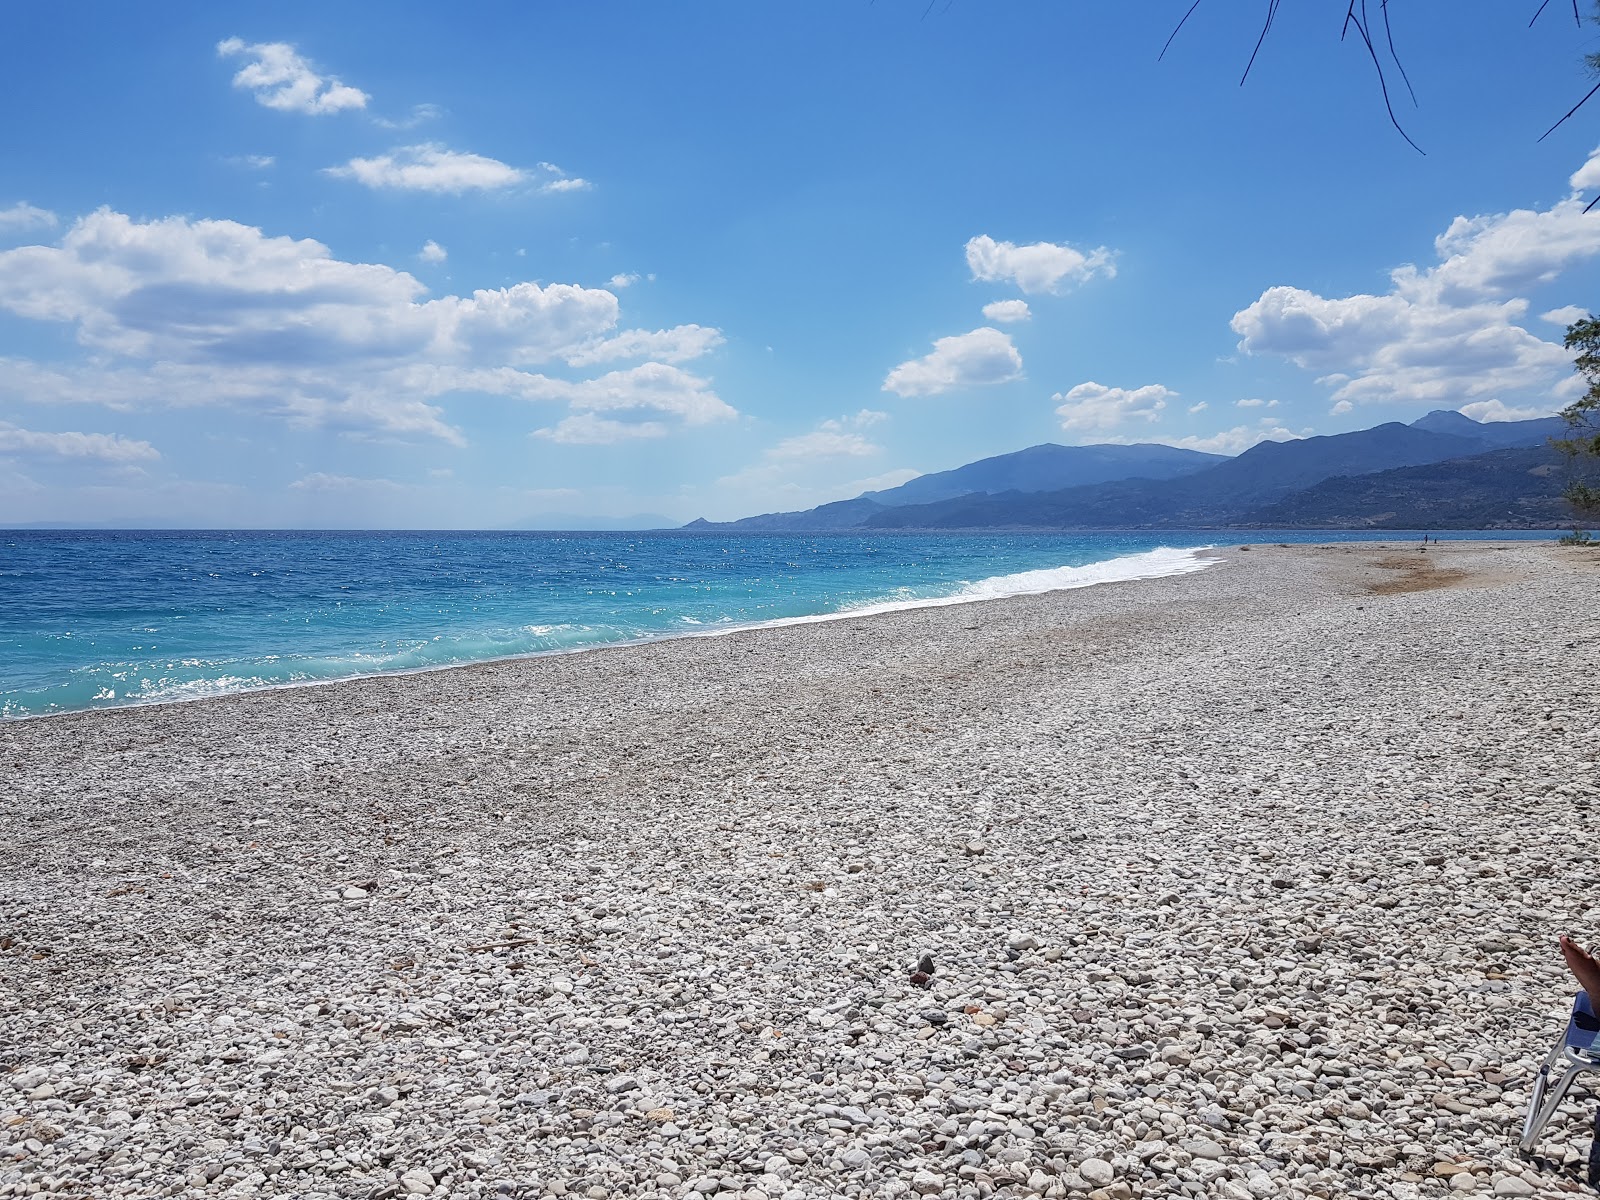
0;210;732;445
1570;145;1600;192
1330;400;1354;415
1542;304;1588;327
456;363;733;434
535;162;592;194
965;234;1116;295
981;299;1031;323
608;273;641;289
883;327;1022;397
1187;401;1209;414
1129;419;1307;456
418;240;447;264
288;472;402;491
374;103;443;130
217;38;368;115
533;414;669;444
710;412;904;516
564;324;723;367
1459;399;1550;422
0;420;158;463
0;202;57;233
767;410;887;461
1053;382;1173;431
225;155;275;171
1233;397;1279;408
326;143;526;193
1233;162;1600;411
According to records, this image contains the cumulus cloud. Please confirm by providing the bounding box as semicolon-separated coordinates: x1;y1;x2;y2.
1187;401;1209;414
0;210;733;445
608;273;641;289
325;143;526;193
767;410;887;461
1233;165;1600;410
1459;398;1550;422
564;324;723;367
883;327;1022;397
1570;145;1600;192
1053;382;1173;431
533;414;669;444
965;235;1116;295
492;363;735;429
217;38;368;115
418;240;447;264
0;420;158;463
1542;304;1589;327
542;176;593;194
711;412;904;514
981;299;1031;323
0;203;59;233
1234;397;1280;408
1330;400;1354;415
1132;419;1308;456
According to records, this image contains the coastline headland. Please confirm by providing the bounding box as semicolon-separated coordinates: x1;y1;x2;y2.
2;542;1597;1198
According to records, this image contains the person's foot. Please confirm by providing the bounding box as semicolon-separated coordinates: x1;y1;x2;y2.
1560;935;1600;1008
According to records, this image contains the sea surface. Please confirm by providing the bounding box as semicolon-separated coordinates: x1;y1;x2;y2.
0;528;1556;719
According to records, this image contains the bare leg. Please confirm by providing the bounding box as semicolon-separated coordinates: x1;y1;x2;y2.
1560;935;1600;1008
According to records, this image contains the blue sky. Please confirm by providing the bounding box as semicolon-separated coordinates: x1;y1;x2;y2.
5;3;1600;528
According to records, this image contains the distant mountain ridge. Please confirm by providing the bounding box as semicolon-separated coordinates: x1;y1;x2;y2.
686;410;1569;531
861;442;1226;506
685;442;1227;532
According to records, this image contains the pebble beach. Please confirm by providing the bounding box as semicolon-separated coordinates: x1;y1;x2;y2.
3;540;1599;1200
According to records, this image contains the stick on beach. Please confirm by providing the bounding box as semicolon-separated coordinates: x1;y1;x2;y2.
3;542;1597;1198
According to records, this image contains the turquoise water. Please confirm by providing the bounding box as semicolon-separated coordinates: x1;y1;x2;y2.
0;528;1554;719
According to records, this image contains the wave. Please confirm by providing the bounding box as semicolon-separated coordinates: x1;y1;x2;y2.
709;544;1219;632
2;545;1218;720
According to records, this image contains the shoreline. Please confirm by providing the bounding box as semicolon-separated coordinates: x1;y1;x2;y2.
0;544;1222;726
3;541;1599;1199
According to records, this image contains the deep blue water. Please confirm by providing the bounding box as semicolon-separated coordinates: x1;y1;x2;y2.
0;528;1556;719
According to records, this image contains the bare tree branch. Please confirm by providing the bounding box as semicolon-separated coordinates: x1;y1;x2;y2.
1380;0;1419;107
1158;0;1205;63
1538;75;1600;140
1344;0;1425;154
1160;0;1588;156
1240;0;1284;86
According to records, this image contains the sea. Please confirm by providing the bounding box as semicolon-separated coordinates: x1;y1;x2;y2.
0;528;1558;720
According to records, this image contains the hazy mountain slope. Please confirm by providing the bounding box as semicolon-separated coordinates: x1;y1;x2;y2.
1239;445;1570;529
1409;409;1564;448
861;442;1226;507
863;423;1494;529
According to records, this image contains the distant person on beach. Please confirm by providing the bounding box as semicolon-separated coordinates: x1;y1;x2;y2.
1560;935;1600;1007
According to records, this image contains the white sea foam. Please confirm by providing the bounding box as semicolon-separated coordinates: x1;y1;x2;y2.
5;546;1219;720
705;545;1220;634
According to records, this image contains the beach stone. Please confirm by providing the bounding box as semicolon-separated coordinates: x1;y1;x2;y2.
2;542;1592;1200
399;1168;435;1194
1080;1158;1115;1186
1491;1178;1535;1197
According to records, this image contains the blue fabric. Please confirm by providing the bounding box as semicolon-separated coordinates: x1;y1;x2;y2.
1567;992;1600;1051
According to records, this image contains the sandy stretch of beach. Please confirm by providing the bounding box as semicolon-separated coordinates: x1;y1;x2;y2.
3;541;1599;1200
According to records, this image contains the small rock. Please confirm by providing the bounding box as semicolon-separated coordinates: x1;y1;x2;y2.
1080;1158;1114;1186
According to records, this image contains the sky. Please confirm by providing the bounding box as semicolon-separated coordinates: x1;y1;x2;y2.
5;3;1600;529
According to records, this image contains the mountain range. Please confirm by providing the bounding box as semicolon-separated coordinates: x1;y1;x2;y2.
685;411;1573;531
